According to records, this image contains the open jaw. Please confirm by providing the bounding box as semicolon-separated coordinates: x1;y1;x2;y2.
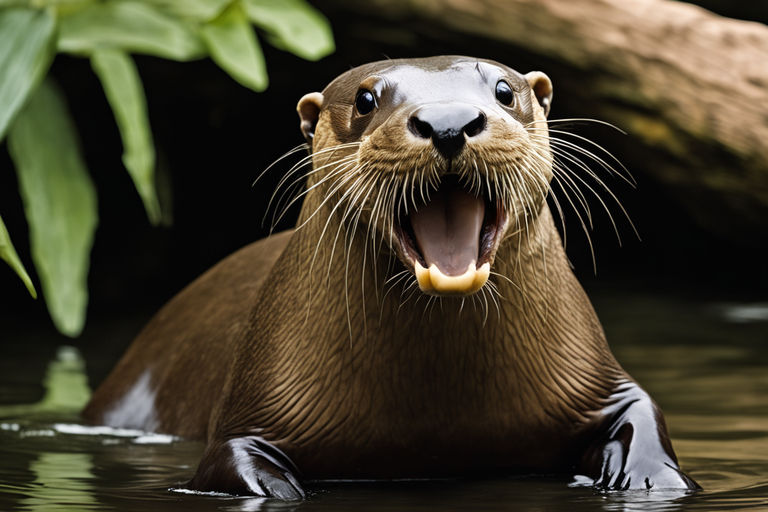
393;175;508;296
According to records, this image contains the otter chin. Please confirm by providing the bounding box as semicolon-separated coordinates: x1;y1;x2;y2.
83;56;699;499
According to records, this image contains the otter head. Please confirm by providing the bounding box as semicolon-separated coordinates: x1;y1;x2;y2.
296;56;554;297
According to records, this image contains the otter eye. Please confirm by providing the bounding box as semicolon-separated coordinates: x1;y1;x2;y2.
355;89;376;115
495;80;515;106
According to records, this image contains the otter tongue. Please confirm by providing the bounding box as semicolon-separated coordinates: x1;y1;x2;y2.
410;180;484;276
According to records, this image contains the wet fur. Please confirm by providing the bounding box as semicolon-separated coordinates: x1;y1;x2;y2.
84;56;696;492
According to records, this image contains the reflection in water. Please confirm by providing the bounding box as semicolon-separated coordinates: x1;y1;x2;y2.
717;303;768;323
0;345;91;418
22;452;97;512
0;292;766;511
585;490;690;512
222;497;294;512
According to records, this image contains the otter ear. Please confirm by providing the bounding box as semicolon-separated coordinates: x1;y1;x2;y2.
297;92;324;143
525;71;553;117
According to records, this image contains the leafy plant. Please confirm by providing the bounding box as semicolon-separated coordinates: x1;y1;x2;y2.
0;0;334;337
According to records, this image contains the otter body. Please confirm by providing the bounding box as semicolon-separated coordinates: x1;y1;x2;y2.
84;56;698;497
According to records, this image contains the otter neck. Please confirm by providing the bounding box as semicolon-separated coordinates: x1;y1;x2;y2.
290;187;620;395
217;187;623;448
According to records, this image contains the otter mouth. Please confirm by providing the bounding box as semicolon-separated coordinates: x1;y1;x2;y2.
393;175;508;296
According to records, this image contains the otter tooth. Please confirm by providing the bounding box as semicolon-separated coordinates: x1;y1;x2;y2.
473;262;491;292
414;261;490;295
414;261;435;292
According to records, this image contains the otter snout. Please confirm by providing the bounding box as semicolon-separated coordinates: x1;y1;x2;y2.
407;104;486;159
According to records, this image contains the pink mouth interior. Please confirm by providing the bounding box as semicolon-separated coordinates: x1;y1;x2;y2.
409;178;485;276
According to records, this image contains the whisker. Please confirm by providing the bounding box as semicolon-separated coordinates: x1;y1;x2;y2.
525;117;627;136
251;143;308;188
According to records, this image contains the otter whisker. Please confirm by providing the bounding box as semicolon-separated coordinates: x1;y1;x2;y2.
525;117;627;137
530;131;634;187
268;149;357;208
381;266;406;300
360;179;387;307
305;166;370;292
478;161;493;201
326;185;368;298
413;291;429;310
374;177;393;258
543;127;632;183
490;270;523;295
384;268;411;288
485;280;502;318
480;283;491;326
548;154;595;226
251;143;309;188
551;153;616;236
377;175;397;259
550;171;597;272
398;280;421;314
496;253;535;307
272;157;358;230
524;155;570;250
427;296;443;320
347;173;385;338
267;154;344;228
269;155;358;230
381;268;411;323
418;167;427;207
422;295;437;321
550;146;639;244
311;162;379;340
520;147;598;263
301;165;366;317
509;161;535;261
328;165;375;279
518;153;552;210
261;141;361;217
294;160;363;233
268;144;350;198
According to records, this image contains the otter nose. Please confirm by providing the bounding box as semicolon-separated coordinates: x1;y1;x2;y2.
408;104;486;159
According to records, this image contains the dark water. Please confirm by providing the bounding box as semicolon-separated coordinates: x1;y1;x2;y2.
1;288;766;511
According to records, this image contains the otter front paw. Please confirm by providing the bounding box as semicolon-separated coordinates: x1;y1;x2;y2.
185;436;305;499
591;439;699;490
579;381;699;491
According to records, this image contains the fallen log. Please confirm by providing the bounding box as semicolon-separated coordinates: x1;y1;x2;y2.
325;0;768;236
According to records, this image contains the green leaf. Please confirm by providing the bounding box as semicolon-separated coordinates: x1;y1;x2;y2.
0;213;37;298
0;7;56;141
8;79;98;338
144;0;232;21
201;2;267;91
92;49;161;225
57;1;206;61
243;0;334;61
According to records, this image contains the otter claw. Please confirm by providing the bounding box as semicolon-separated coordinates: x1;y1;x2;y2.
186;436;305;499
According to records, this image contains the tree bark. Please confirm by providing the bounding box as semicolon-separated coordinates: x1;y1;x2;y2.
326;0;768;236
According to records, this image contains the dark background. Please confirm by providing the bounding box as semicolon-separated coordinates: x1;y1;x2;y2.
1;1;765;387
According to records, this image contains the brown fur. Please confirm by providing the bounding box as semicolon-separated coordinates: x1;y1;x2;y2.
84;231;292;439
85;56;696;492
207;206;622;477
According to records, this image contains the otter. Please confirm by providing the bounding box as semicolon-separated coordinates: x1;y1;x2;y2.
83;56;699;498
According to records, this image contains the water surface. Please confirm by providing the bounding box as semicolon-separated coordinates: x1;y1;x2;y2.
0;288;766;511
